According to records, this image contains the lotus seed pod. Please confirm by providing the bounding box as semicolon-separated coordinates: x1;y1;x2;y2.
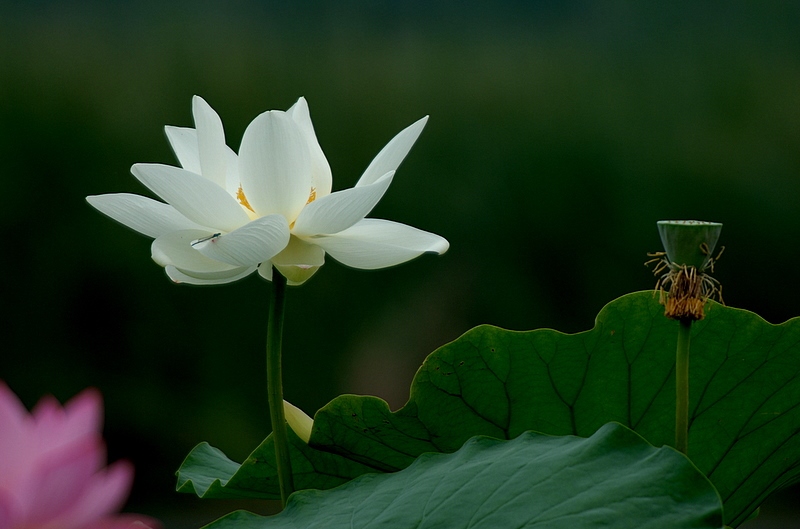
657;220;722;270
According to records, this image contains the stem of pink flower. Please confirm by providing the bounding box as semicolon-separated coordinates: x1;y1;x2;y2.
266;268;294;506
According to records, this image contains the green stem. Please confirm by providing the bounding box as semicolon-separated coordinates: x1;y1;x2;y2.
675;318;692;455
266;268;294;506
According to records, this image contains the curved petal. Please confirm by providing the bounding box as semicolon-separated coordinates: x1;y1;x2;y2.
45;460;133;529
131;164;250;232
288;97;332;198
224;145;240;196
272;236;325;284
292;172;394;237
84;514;163;529
165;265;256;285
310;218;448;269
152;230;246;274
283;401;313;443
0;383;32;477
23;438;104;525
164;126;201;175
192;215;290;267
33;389;102;452
356;116;428;187
166;125;240;195
275;264;322;285
192;96;228;190
0;487;19;528
272;236;325;267
257;263;273;282
86;194;210;238
239;110;312;222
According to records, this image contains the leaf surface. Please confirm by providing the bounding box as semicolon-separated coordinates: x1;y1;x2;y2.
201;423;724;529
312;292;800;526
178;292;800;527
176;428;373;499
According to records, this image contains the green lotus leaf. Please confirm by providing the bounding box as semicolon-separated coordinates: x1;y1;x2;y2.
176;427;373;499
178;291;800;527
311;292;800;527
200;423;724;529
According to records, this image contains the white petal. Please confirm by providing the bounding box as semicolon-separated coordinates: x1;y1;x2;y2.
283;401;313;443
164;126;201;175
275;265;322;285
150;230;243;279
288;97;332;198
131;163;251;232
272;236;325;284
239;110;312;222
166;125;240;195
356;116;428;187
166;265;256;285
193;96;228;189
86;193;209;238
192;215;290;267
258;260;321;286
292;172;394;237
258;263;273;281
272;236;325;267
225;145;240;196
310;218;448;269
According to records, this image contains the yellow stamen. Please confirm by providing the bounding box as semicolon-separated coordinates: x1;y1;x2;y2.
288;188;319;230
237;185;255;213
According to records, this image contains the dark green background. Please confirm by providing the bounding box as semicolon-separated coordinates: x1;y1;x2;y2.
1;2;798;527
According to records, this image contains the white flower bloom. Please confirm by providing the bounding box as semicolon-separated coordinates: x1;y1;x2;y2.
87;96;448;285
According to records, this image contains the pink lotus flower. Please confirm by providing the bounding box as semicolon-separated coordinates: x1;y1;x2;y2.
0;382;160;529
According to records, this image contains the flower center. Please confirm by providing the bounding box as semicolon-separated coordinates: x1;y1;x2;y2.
237;186;316;214
237;186;255;213
287;188;318;230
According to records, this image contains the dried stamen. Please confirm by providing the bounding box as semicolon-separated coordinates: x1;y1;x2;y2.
647;255;723;321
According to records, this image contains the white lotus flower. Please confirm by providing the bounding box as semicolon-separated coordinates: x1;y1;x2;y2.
87;96;449;285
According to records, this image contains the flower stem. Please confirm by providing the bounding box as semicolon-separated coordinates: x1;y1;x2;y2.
266;268;294;506
675;318;692;455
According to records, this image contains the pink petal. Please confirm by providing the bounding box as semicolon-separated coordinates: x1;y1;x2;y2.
21;437;105;526
84;514;163;529
0;383;29;429
0;486;22;529
32;389;103;453
0;385;156;529
0;383;34;479
50;460;134;529
64;388;104;434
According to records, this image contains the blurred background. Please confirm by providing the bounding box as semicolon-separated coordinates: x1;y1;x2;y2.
1;1;799;527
